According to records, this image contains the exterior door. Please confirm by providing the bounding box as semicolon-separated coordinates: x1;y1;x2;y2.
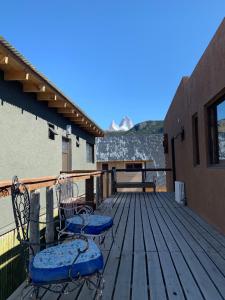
171;138;176;190
62;137;71;171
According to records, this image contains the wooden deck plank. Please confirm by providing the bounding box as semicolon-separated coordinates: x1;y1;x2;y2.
146;252;167;300
9;192;225;300
132;193;148;300
160;193;225;267
98;193;131;300
165;192;225;248
77;193;129;300
140;193;156;252
113;193;135;300
157;193;225;300
150;194;204;300
144;193;185;300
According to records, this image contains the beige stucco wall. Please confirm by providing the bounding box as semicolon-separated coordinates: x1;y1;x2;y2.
97;161;144;192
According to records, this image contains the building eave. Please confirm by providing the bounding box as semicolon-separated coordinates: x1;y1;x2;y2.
0;36;104;137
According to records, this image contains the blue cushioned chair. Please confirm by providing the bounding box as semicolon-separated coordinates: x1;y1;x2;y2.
56;174;114;245
11;176;104;299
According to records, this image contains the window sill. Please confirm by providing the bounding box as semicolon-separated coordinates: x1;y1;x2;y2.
207;164;225;169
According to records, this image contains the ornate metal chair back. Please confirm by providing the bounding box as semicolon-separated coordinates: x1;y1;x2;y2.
56;175;79;219
11;176;30;243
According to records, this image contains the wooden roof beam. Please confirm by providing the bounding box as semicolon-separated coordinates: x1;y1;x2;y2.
63;113;82;119
57;108;79;116
48;101;68;108
23;82;46;93
4;70;30;81
37;92;57;101
0;54;9;65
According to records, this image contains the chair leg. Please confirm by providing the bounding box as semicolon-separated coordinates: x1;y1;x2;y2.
96;272;104;299
30;287;40;300
20;282;30;300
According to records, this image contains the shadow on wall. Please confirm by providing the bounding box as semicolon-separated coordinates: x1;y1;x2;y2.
0;71;95;145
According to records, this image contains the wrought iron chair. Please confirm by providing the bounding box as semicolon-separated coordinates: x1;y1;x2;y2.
11;176;104;299
55;174;114;245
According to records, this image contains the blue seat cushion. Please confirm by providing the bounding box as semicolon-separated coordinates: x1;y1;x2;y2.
30;239;103;284
66;214;113;235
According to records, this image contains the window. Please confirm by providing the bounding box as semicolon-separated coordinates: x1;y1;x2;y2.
102;163;109;170
208;99;225;164
86;142;95;163
48;123;57;140
192;113;200;165
125;163;143;169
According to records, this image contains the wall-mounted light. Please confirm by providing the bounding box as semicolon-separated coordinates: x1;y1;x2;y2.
66;125;72;136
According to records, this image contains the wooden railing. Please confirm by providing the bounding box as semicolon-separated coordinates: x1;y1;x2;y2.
0;171;103;200
110;167;172;194
0;167;171;299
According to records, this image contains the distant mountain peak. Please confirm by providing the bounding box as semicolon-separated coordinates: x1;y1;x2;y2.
108;116;133;132
119;116;134;131
108;120;119;131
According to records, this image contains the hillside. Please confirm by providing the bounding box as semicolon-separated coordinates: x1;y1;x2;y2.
104;120;164;136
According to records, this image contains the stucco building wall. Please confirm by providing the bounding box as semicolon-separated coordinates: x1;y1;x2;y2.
0;71;96;234
164;19;225;234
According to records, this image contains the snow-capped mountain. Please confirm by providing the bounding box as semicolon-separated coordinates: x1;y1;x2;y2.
108;116;134;131
119;116;134;131
108;120;120;131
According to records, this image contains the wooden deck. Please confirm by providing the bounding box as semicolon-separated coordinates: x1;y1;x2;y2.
9;192;225;300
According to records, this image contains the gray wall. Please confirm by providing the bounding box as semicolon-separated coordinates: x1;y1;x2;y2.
0;71;96;234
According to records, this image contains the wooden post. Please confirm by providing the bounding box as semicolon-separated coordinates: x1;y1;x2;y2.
142;169;146;192
106;172;109;197
85;175;95;208
111;167;117;195
96;176;100;209
45;186;54;247
100;173;103;201
30;190;40;258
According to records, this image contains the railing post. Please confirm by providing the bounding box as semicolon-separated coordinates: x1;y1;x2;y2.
45;186;54;247
30;190;40;258
96;176;100;208
100;173;103;201
111;167;117;194
85;175;95;209
106;171;109;197
142;169;146;192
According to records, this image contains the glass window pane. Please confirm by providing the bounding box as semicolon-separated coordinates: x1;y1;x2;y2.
217;100;225;160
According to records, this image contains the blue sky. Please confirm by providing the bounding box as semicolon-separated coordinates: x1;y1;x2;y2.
1;1;225;129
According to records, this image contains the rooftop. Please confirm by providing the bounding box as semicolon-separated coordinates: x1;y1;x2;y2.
0;36;104;137
96;133;164;165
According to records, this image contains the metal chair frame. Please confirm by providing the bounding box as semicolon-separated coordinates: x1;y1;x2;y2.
11;176;104;300
55;174;114;245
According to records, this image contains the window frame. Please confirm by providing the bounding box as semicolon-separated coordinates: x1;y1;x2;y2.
86;142;95;163
207;97;225;165
192;113;200;166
